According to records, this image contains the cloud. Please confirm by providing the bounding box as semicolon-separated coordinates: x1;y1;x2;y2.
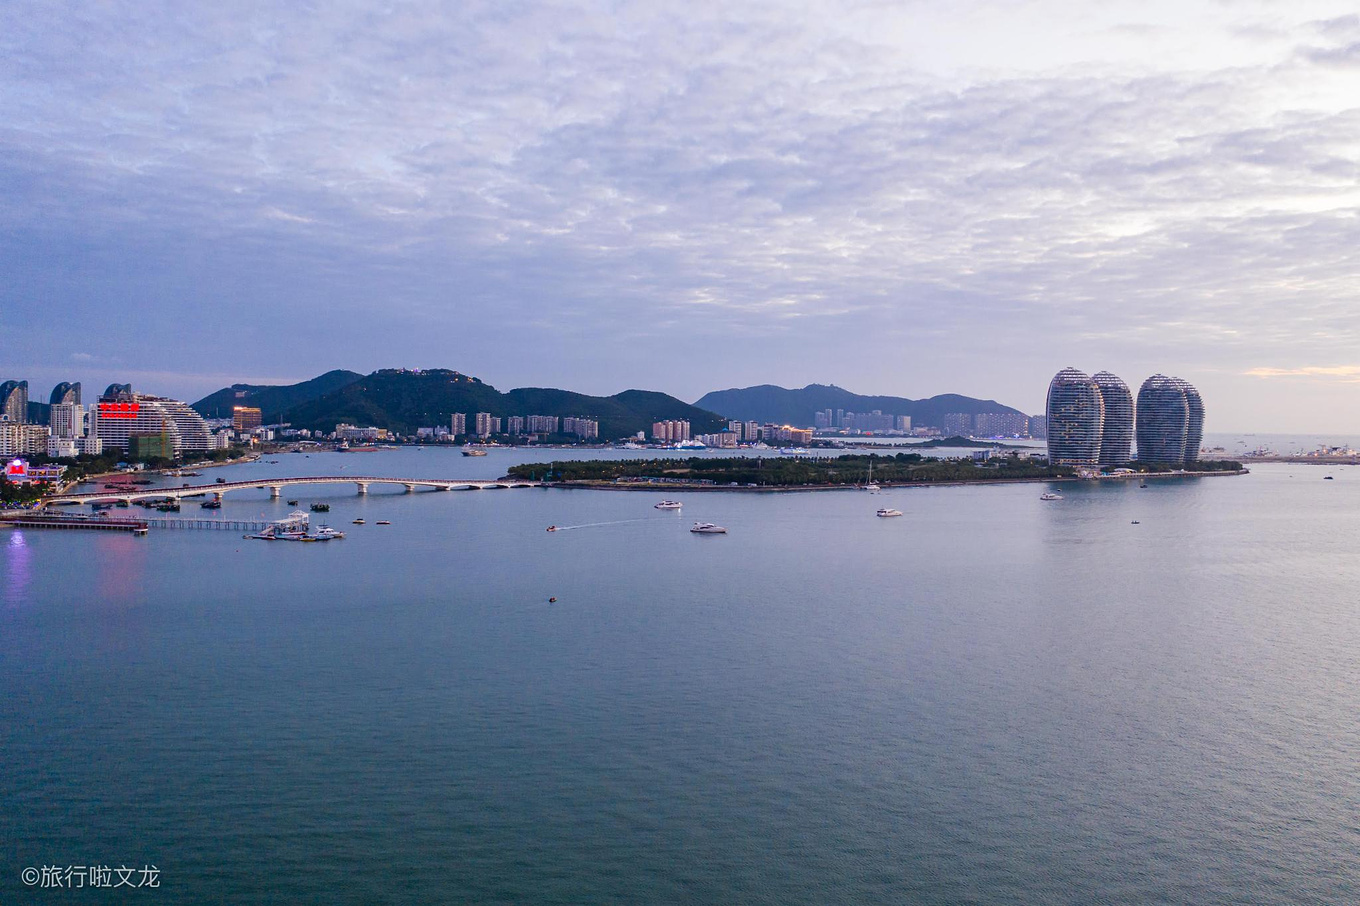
1245;366;1360;380
1;0;1360;427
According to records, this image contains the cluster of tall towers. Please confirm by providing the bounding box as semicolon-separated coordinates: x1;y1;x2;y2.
1046;368;1204;468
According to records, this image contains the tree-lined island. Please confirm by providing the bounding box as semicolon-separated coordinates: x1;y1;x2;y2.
507;454;1246;489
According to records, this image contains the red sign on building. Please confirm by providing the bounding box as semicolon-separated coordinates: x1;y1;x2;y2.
99;402;140;419
5;459;27;480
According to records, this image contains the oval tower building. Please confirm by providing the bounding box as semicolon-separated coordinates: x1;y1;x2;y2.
1046;368;1104;467
1092;371;1133;467
1136;375;1189;463
1177;379;1204;463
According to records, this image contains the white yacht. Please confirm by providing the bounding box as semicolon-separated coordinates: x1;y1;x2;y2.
876;508;903;517
690;522;727;534
654;500;683;509
462;448;488;456
1040;492;1063;500
313;526;346;540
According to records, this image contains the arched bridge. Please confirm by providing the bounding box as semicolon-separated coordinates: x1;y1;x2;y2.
44;476;543;505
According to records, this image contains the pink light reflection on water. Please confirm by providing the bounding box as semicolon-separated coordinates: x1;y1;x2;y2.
3;529;32;606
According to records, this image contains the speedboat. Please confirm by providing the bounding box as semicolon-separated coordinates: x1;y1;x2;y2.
654;500;683;509
376;520;391;525
352;518;365;525
1040;492;1062;501
546;525;558;532
690;522;727;534
876;508;903;517
314;526;346;540
200;499;221;509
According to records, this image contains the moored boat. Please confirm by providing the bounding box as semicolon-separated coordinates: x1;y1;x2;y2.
654;500;683;509
690;522;727;534
876;508;902;517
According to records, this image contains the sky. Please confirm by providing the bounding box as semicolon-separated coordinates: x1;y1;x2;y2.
3;0;1359;431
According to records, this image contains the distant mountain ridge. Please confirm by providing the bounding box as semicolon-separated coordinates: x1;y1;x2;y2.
693;383;1026;427
193;370;363;420
233;368;728;439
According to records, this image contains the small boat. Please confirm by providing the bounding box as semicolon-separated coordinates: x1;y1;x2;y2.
1324;476;1334;480
352;518;365;525
200;499;221;509
1131;520;1140;524
155;502;180;512
876;508;903;517
91;502;114;511
690;522;727;534
546;525;558;532
310;503;330;512
376;520;391;525
287;500;298;506
216;477;227;484
1140;482;1148;488
1040;492;1062;501
654;500;683;509
314;526;346;540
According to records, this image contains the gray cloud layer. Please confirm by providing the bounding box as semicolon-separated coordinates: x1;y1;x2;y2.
2;1;1359;428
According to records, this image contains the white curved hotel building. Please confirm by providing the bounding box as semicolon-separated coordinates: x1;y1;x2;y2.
95;383;212;455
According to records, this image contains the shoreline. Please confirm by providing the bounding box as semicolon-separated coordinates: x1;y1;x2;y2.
58;451;261;494
541;469;1249;493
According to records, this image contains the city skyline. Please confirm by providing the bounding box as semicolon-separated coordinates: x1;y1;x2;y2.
5;2;1360;431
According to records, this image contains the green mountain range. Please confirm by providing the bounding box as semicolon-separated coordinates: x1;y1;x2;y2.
693;383;1027;427
192;369;364;420
195;369;728;439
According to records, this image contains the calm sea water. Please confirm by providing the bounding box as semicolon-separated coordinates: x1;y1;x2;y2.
3;449;1359;904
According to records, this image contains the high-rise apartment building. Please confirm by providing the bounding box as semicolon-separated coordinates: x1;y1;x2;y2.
505;416;525;435
527;415;559;434
474;412;493;436
49;402;85;439
1091;372;1133;466
451;413;467;436
0;422;49;456
1045;368;1104;467
941;413;974;436
562;417;598;438
973;413;1030;437
652;420;690;442
233;406;263;432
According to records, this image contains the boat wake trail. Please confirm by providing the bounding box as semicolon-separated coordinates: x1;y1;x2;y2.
549;518;656;532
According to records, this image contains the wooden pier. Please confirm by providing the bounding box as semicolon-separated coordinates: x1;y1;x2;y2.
0;514;149;532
